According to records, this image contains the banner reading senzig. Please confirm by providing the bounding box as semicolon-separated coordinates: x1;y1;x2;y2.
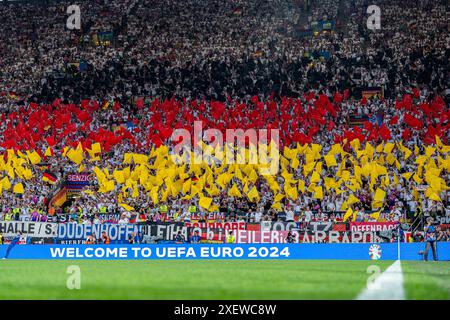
1;243;449;260
0;221;57;238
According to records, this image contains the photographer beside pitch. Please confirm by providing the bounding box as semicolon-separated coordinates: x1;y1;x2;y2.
422;217;438;261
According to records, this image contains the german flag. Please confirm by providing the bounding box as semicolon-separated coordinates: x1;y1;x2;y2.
42;171;58;185
233;7;242;15
8;91;19;100
101;100;110;110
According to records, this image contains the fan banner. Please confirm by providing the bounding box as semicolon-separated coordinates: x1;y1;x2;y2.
0;221;58;238
350;222;398;232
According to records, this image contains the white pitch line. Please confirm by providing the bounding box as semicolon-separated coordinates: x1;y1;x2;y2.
356;260;405;300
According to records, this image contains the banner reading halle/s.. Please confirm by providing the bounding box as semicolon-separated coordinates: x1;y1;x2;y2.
0;221;58;238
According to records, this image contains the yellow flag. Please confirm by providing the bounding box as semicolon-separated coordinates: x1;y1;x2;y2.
402;146;412;160
285;185;298;200
435;135;443;148
352;210;358;222
310;171;321;184
271;202;283;211
44;147;53;157
27;151;41;165
347;194;360;205
274;193;285;202
103;180;115;192
13;183;24;194
383;143;395;154
66;148;84;165
324;154;337;167
364;142;374;159
228;183;242;197
150;186;159;204
314;186;323;199
374;188;386;202
91;143;102;154
199;196;213;210
393;174;399;185
371;210;381;221
330;143;342;155
425;146;436;157
412;173;422;184
402;172;414;180
291;157;300;169
386;153;396;165
283;146;297;160
376;143;384;153
425;187;441;202
343;208;353;222
247;186;260;202
248;169;258;184
113;170;125;184
298;179;305;193
1;176;11;191
350;139;361;151
131;185;139;198
120;203;135;211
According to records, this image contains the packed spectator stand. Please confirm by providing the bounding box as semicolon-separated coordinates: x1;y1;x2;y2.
0;0;448;242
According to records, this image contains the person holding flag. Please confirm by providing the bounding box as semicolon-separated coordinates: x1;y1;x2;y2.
3;232;23;259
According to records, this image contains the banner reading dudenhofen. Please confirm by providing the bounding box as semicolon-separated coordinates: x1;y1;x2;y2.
57;223;144;244
0;221;58;238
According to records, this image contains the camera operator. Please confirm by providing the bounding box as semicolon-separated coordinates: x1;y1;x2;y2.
423;217;438;261
286;230;296;243
392;222;405;243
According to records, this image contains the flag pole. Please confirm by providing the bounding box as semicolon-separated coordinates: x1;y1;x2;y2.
397;224;401;261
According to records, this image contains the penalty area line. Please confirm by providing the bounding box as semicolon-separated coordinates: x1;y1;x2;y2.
356;260;406;300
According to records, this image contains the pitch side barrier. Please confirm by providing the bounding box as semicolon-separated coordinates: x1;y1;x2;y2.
1;243;449;260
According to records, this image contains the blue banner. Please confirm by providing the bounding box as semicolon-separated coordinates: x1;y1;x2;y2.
57;223;144;244
1;243;449;260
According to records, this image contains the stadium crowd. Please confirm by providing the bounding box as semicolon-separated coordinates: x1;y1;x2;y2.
0;0;449;227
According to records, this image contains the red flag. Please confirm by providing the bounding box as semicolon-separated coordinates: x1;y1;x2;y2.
389;116;399;125
402;128;411;141
113;101;121;112
46;136;56;147
136;98;144;109
361;96;367;106
379;125;391;141
404;114;423;130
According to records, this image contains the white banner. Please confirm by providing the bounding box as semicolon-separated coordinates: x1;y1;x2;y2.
0;221;58;238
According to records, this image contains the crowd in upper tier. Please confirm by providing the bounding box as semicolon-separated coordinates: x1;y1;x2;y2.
0;0;448;224
1;0;448;102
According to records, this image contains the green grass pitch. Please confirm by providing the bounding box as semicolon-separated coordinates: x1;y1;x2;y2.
0;260;449;299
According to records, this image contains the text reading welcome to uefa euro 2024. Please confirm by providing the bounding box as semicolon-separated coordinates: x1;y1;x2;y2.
174;304;278;318
48;245;292;259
